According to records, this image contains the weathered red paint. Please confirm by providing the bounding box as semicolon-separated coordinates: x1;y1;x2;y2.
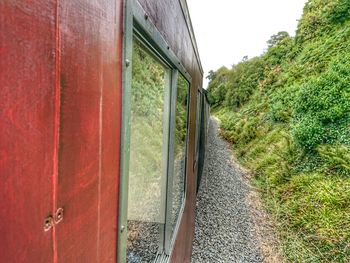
0;1;56;262
1;0;123;262
56;0;122;262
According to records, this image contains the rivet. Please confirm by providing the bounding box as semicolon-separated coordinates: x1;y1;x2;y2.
125;59;130;67
120;225;125;232
144;14;149;20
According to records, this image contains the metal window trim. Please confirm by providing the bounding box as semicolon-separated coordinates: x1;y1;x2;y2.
166;72;191;256
164;71;190;256
166;196;186;257
194;89;202;166
118;0;193;262
159;66;173;253
164;69;178;254
196;89;202;154
117;0;133;261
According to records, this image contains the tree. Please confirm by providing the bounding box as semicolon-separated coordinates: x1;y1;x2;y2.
267;31;290;48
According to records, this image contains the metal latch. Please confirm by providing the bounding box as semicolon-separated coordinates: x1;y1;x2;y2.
43;207;64;231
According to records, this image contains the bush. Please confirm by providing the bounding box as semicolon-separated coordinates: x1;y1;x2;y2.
325;0;350;24
292;56;350;150
269;85;299;123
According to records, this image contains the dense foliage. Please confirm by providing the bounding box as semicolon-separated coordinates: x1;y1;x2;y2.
208;0;350;261
292;57;350;150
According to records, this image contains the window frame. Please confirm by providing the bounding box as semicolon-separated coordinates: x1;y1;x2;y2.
127;37;172;257
118;0;192;262
164;71;191;255
194;89;202;169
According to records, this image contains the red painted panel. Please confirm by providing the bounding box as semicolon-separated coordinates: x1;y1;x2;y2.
0;1;57;262
56;0;122;262
99;1;123;261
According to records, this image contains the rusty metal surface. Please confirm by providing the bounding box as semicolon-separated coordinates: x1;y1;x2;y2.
0;0;123;262
136;1;203;262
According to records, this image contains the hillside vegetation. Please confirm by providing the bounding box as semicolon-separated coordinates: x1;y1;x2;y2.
207;0;350;262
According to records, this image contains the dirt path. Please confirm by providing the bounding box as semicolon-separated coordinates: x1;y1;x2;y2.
191;118;284;263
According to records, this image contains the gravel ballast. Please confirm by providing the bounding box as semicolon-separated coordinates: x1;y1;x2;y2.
191;118;269;263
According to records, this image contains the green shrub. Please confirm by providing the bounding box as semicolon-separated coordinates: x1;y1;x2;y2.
265;32;294;66
269;84;299;123
292;56;350;150
325;0;350;24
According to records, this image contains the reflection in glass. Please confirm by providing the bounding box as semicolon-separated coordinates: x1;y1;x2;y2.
127;40;167;262
170;74;189;238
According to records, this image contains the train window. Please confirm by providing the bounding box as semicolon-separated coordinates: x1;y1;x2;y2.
167;73;189;247
195;91;202;161
127;39;170;262
117;2;196;262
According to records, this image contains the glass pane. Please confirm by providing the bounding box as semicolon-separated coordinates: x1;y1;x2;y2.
127;40;168;262
170;74;189;237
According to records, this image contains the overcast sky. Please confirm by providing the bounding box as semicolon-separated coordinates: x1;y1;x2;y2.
187;0;308;87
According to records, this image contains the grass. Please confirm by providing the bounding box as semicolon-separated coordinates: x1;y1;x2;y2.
272;173;350;262
214;109;350;263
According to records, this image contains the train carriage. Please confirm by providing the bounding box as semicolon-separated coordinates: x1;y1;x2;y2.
0;0;209;262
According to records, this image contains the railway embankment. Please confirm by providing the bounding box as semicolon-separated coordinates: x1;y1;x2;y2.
203;1;350;261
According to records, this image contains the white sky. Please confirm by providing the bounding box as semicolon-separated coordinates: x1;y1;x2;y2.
187;0;308;88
